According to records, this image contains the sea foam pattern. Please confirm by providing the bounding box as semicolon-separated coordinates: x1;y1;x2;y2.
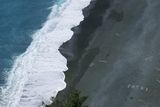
0;0;91;107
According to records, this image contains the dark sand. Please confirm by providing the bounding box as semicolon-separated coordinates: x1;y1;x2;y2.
51;0;160;107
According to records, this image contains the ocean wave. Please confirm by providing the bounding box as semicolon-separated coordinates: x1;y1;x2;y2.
0;0;91;107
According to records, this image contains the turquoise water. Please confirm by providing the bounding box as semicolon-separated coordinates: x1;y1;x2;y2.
0;0;54;85
0;0;92;106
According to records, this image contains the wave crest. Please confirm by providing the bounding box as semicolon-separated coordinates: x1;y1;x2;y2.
0;0;91;107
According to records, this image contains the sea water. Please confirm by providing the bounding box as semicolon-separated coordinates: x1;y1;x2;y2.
0;0;54;84
0;0;91;107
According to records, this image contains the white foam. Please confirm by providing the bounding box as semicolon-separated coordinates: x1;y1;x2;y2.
0;0;91;107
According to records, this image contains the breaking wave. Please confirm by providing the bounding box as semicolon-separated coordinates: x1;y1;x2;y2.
0;0;91;107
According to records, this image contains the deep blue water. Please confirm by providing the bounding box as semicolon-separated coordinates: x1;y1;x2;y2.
0;0;55;85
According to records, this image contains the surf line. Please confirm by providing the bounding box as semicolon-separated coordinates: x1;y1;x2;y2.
0;0;92;107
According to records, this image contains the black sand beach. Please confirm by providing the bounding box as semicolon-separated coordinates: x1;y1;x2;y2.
48;0;160;107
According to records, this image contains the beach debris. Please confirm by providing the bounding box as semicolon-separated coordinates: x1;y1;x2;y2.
144;56;153;62
127;84;131;88
140;86;145;91
145;88;148;92
127;84;148;92
155;67;160;71
135;85;140;89
156;79;160;84
115;33;120;37
131;85;135;89
89;62;95;67
98;60;108;63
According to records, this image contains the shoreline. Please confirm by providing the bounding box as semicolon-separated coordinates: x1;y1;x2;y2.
0;0;92;107
55;0;160;107
49;0;160;107
47;0;111;106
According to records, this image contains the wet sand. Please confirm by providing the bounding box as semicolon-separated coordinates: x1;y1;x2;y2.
50;0;160;107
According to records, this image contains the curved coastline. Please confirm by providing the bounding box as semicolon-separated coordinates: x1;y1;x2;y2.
51;0;160;107
48;0;111;106
0;0;92;107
